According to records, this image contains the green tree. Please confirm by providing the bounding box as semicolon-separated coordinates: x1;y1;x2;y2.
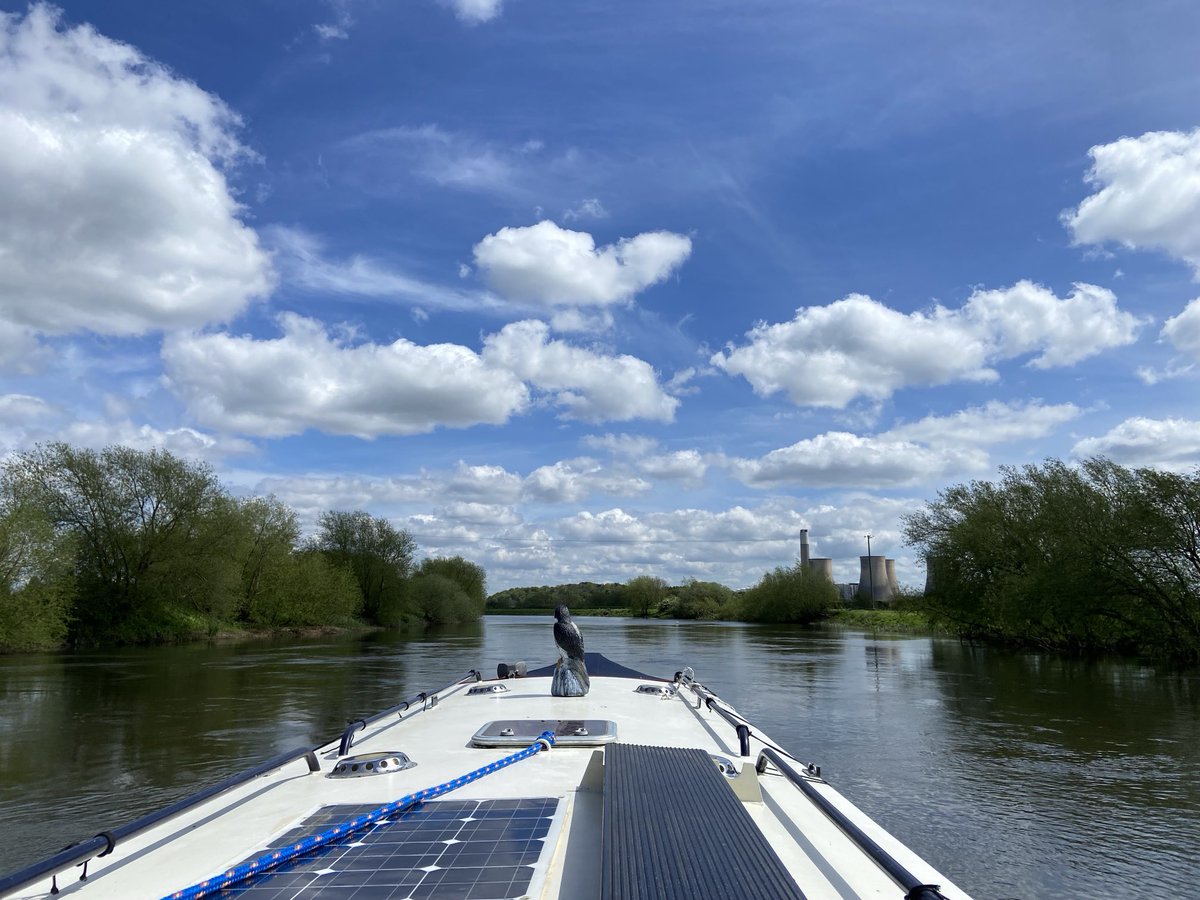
0;500;75;650
408;573;476;624
247;550;361;627
3;443;239;644
416;556;487;618
624;575;668;617
311;510;416;625
668;579;737;619
905;457;1200;658
230;496;301;621
740;561;839;624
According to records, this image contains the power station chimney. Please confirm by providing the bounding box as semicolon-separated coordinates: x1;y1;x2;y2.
799;528;810;568
885;559;899;595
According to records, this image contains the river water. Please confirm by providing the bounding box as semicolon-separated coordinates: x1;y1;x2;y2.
1;617;1198;898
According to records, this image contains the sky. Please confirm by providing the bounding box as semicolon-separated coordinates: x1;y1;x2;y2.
2;0;1200;594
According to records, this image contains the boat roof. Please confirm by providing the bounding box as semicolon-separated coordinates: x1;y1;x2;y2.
1;654;972;900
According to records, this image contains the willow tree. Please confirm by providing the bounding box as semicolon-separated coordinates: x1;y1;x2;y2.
2;443;241;643
311;510;416;625
906;457;1200;659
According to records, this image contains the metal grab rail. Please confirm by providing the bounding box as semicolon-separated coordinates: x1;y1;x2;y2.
337;668;482;755
756;748;950;900
0;747;320;898
674;671;752;756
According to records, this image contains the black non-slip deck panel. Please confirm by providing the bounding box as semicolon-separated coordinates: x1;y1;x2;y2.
601;743;807;900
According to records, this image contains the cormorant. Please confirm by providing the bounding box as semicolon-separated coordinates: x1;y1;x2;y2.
553;604;585;660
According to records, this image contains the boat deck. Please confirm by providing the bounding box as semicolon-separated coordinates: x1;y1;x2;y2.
2;661;971;900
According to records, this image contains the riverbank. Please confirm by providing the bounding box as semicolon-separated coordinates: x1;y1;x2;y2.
825;608;944;634
482;607;631;616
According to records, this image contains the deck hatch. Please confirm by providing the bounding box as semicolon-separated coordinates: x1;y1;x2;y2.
471;718;617;747
602;743;807;900
219;797;562;899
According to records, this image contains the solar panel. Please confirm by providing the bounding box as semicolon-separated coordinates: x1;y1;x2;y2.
218;797;562;900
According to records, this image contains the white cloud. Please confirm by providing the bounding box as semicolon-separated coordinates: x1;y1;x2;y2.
726;431;986;488
313;0;354;40
339;124;524;195
884;400;1082;446
0;4;273;368
164;316;678;437
1162;298;1200;359
0;393;54;426
1064;128;1200;274
713;282;1141;408
563;198;609;221
635;449;708;484
267;226;503;313
60;421;257;461
581;433;660;458
1072;418;1200;471
163;314;530;438
472;221;692;310
965;282;1141;368
482;320;680;422
523;459;651;504
440;0;506;25
0;392;253;463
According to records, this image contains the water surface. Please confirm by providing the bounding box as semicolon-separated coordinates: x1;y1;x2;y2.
1;618;1197;898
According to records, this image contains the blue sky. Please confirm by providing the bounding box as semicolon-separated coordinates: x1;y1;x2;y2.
3;0;1200;593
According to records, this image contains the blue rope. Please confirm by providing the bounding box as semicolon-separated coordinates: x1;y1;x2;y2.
163;731;555;900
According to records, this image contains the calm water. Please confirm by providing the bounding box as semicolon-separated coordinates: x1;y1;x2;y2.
1;618;1198;898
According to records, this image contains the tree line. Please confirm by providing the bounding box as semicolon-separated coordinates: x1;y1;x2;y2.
487;564;839;625
0;443;487;652
904;457;1200;661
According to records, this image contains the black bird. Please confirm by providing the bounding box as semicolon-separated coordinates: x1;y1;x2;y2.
553;604;585;660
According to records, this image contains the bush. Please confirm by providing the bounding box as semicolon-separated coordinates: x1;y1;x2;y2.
740;561;839;624
409;573;477;624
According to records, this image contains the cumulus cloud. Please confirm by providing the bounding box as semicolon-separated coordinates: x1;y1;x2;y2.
1072;418;1200;471
60;421;257;461
163;314;529;438
1064;128;1200;274
0;392;253;462
884;400;1082;446
635;449;708;484
472;221;692;310
0;5;273;368
713;282;1141;407
482;320;679;422
163;316;678;437
440;0;506;25
726;431;986;488
1161;298;1200;359
523;459;651;504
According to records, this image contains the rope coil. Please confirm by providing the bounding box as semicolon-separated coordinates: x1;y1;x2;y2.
162;731;556;900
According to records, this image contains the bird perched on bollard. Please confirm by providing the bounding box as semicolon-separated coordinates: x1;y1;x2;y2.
552;604;589;696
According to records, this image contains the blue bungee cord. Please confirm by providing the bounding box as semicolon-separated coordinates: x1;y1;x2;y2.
163;731;556;900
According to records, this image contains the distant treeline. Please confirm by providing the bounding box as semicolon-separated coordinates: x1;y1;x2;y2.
0;443;487;652
487;565;840;625
905;457;1200;661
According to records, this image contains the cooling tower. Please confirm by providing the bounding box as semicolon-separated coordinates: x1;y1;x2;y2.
808;557;834;582
799;529;810;567
857;555;893;604
885;559;899;594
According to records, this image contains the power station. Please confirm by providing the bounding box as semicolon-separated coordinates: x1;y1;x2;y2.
799;528;896;603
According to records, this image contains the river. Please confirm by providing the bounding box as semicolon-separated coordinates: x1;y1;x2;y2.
1;617;1198;898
